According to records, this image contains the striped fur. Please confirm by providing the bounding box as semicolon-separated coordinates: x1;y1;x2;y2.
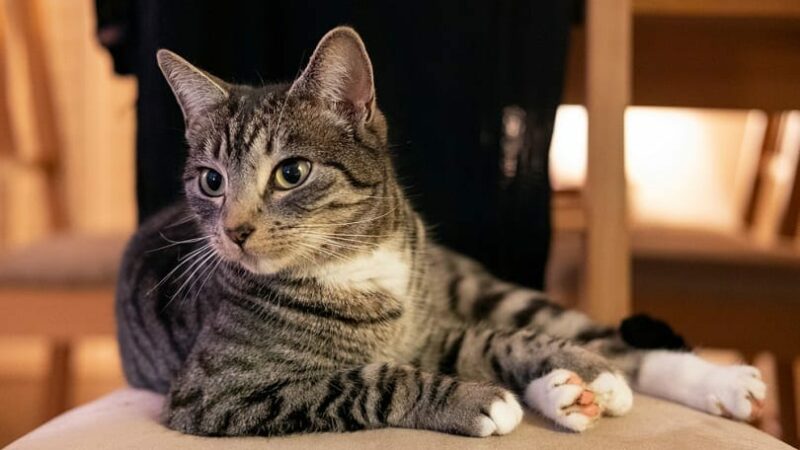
117;27;766;437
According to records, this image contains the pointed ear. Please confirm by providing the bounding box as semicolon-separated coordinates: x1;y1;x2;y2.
289;27;376;123
157;49;229;125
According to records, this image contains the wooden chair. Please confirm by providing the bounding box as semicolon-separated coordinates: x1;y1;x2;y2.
558;2;800;445
0;0;123;422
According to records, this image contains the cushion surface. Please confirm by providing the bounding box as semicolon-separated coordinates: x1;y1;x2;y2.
8;388;793;450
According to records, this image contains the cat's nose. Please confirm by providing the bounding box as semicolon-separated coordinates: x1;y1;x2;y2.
224;223;255;247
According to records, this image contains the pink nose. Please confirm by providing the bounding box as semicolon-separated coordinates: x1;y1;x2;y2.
224;224;254;246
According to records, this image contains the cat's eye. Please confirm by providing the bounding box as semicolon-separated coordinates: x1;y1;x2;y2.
273;159;311;190
199;168;225;197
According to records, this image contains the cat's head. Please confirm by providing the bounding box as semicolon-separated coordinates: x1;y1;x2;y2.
158;27;401;275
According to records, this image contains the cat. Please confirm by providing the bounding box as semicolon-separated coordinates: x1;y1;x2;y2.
116;26;766;437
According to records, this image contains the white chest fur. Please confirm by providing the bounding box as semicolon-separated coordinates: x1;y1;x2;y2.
313;246;411;298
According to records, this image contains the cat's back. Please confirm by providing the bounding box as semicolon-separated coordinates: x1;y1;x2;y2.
116;202;223;393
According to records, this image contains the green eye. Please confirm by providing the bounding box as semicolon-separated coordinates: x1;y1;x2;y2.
274;159;311;190
199;168;225;197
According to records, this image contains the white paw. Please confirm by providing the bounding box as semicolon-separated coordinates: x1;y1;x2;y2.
704;365;766;421
589;372;633;417
524;369;600;432
476;391;524;436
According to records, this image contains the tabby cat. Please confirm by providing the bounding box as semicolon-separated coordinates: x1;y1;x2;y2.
117;27;766;437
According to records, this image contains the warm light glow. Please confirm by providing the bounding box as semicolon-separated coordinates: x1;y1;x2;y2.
550;105;588;191
550;105;766;230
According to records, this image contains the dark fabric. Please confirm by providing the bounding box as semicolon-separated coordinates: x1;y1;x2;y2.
95;0;575;289
621;314;691;351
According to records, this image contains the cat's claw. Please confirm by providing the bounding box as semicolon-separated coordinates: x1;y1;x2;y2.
705;365;766;422
524;369;602;432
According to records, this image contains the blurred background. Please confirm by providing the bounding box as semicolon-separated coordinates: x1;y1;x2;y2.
0;0;799;446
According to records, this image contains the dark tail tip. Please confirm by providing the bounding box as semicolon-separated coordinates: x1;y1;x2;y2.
620;314;690;351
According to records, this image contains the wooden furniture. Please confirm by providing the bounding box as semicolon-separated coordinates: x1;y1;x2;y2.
0;234;123;420
582;0;632;325
0;0;127;423
562;1;800;445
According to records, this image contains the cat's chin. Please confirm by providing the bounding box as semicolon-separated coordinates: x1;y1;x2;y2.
217;245;283;276
237;257;282;276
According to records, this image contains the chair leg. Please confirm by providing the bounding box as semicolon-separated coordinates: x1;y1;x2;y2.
42;340;71;421
775;357;798;447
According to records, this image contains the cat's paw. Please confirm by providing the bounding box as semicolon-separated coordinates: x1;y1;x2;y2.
524;369;601;432
704;365;766;422
474;390;525;437
589;371;633;417
421;381;522;437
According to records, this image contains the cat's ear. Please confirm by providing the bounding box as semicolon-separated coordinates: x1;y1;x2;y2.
289;27;376;123
157;49;229;125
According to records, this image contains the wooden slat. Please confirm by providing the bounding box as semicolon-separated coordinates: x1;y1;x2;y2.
582;0;632;325
4;0;66;230
778;133;800;239
744;113;784;228
0;3;13;248
775;358;799;447
0;287;115;339
0;3;14;159
752;112;800;243
42;341;71;421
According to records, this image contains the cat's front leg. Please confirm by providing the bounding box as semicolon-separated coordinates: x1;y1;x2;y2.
434;327;633;432
164;361;523;437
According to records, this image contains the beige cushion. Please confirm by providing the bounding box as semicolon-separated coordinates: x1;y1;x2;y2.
8;388;791;450
0;233;127;286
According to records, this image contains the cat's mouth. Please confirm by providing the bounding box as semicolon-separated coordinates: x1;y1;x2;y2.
214;231;297;275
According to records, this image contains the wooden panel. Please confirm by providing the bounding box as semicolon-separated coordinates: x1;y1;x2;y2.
634;0;800;19
564;17;800;110
582;0;632;325
634;265;800;358
634;17;800;110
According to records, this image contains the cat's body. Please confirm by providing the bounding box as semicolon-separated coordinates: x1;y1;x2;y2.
117;27;766;437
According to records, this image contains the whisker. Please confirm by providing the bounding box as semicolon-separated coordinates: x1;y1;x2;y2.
314;239;363;251
170;248;217;302
177;242;213;262
292;206;399;229
309;235;380;248
172;247;214;283
147;243;213;295
296;240;350;263
190;254;223;304
296;230;395;238
163;213;197;229
147;234;212;254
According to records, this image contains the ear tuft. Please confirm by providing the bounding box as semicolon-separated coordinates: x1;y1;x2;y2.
289;27;375;122
157;49;229;125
